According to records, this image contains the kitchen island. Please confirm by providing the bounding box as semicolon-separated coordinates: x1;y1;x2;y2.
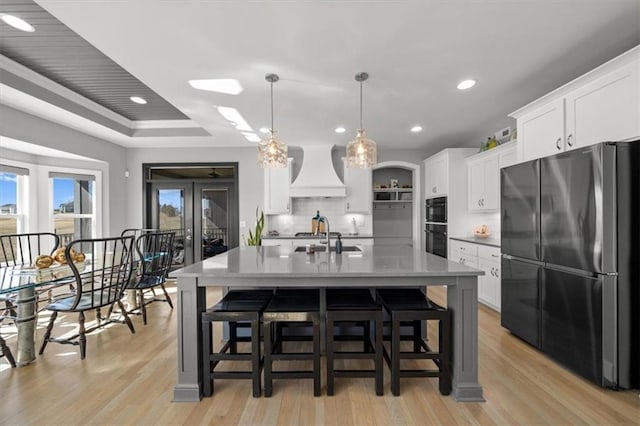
172;244;484;402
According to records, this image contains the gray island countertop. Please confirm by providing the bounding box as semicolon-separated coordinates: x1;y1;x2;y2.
173;244;482;283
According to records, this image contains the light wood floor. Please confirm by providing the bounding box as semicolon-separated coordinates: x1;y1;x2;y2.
1;284;638;425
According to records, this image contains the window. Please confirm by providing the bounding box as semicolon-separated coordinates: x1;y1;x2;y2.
0;164;28;235
51;172;96;243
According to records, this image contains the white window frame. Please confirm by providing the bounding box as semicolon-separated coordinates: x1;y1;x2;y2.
46;167;102;239
0;163;31;234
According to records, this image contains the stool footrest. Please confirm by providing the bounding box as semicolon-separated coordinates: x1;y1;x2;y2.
399;370;441;378
334;370;377;378
211;353;254;361
333;352;377;360
211;371;257;380
269;352;315;361
270;371;316;379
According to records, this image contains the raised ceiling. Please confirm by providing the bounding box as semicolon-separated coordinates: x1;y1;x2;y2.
1;0;639;152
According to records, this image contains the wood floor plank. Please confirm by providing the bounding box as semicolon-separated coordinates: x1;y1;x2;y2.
1;284;638;425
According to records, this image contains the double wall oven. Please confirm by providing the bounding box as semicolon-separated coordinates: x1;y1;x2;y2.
425;196;447;258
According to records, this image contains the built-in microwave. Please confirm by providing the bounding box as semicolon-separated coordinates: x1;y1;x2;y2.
426;196;447;223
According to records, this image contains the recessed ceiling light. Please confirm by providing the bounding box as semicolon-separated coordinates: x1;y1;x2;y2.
411;125;422;133
457;79;476;90
217;106;252;131
189;79;243;95
259;127;270;134
1;14;35;32
335;127;346;134
130;96;147;104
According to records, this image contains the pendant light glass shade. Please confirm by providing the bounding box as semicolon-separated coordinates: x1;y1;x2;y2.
258;73;288;168
346;72;377;169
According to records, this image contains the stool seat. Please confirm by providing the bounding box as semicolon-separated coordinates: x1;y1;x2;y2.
264;290;319;313
377;288;443;311
327;289;380;310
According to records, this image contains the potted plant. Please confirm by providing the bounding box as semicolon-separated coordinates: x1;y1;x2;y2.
243;208;264;246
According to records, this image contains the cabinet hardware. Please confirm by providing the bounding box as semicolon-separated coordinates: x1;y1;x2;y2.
432;186;436;193
346;202;350;210
567;134;573;147
491;254;499;258
556;137;562;150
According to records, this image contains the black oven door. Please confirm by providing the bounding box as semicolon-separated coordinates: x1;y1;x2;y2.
425;223;447;258
426;196;447;223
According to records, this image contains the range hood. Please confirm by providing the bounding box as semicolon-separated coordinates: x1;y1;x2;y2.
290;145;346;197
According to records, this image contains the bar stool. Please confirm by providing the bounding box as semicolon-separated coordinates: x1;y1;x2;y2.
377;288;451;396
326;288;384;396
201;289;273;397
262;289;321;397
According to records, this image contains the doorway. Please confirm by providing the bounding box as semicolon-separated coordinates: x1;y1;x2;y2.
144;164;238;267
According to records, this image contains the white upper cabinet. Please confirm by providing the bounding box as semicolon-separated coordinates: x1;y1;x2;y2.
423;153;448;197
512;46;639;163
466;142;515;212
264;158;292;214
343;159;372;213
565;61;639;150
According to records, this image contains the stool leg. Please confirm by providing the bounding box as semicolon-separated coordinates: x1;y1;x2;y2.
326;316;335;396
313;317;321;397
413;320;421;353
263;320;273;397
202;319;213;397
364;320;370;352
391;316;401;396
251;315;261;397
229;321;237;354
375;316;384;396
439;313;452;396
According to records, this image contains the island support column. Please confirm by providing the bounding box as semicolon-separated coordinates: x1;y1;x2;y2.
446;275;485;402
173;276;206;402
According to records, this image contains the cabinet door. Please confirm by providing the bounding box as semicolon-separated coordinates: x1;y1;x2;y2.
344;162;372;213
482;155;500;210
518;98;565;161
478;258;501;310
565;61;640;150
424;155;447;197
468;160;484;211
264;158;292;214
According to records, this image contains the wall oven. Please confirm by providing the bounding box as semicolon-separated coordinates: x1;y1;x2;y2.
426;196;447;223
425;223;447;258
425;196;447;257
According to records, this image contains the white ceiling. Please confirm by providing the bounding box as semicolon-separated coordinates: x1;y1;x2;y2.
19;1;640;153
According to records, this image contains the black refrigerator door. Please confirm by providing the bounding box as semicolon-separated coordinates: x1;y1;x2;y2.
541;267;603;385
501;257;541;347
540;144;606;273
501;160;540;260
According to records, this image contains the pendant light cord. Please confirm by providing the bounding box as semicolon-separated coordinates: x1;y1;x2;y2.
270;81;274;132
359;79;363;130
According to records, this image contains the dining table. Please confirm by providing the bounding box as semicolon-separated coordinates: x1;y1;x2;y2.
0;263;76;365
171;244;485;402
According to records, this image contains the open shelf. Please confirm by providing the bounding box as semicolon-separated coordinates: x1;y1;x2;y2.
372;188;413;202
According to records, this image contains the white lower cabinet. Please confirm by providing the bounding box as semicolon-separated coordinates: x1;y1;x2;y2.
450;239;501;311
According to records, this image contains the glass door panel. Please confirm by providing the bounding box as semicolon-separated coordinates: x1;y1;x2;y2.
151;184;193;267
198;188;228;260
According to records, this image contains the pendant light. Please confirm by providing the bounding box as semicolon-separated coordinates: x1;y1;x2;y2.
346;72;377;169
258;73;288;168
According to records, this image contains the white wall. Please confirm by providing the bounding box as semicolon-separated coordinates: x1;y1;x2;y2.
125;146;263;240
0;105;128;236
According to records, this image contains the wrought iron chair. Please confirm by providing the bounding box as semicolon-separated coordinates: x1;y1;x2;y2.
0;314;16;368
128;230;175;325
0;232;64;312
39;235;136;359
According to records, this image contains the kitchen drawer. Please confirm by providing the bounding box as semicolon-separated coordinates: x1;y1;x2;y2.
453;253;478;268
478;245;501;261
450;240;478;258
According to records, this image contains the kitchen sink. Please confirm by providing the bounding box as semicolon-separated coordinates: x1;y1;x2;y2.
293;245;362;253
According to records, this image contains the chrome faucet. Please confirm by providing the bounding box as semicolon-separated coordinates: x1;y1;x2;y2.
318;215;330;251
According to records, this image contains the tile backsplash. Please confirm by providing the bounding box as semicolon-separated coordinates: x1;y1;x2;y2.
266;198;373;235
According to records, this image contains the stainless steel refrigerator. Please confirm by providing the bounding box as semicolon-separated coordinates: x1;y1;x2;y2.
501;141;639;389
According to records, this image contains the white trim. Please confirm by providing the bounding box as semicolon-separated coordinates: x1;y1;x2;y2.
132;120;202;129
373;161;421;249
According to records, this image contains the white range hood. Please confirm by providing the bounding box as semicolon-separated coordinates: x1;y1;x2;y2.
290;145;346;197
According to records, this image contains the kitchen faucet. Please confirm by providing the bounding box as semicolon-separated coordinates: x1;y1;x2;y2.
317;215;331;251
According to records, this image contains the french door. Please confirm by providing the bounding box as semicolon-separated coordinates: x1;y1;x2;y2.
145;164;238;267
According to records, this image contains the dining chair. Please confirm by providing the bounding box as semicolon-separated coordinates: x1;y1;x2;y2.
39;235;136;359
0;232;66;310
0;314;16;368
128;230;175;325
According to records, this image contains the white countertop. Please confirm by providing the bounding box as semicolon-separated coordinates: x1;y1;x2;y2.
450;235;501;248
262;234;373;239
173;245;482;280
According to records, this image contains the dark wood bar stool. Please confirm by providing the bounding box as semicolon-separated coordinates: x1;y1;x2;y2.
377;288;451;396
326;288;384;396
262;289;321;397
201;289;273;397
